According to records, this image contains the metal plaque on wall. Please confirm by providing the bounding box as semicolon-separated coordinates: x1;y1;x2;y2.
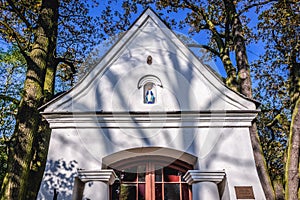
235;186;255;199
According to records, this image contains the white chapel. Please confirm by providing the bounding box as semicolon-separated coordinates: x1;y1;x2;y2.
38;8;266;200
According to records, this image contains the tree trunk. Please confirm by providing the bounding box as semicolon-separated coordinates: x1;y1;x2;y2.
273;177;284;200
285;97;300;200
225;1;275;198
232;16;252;98
285;62;300;200
220;51;238;92
26;63;58;199
249;123;275;199
0;0;59;199
26;120;52;199
26;1;59;198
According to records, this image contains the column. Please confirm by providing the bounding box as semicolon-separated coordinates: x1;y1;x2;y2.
183;170;226;200
72;169;117;200
72;177;85;200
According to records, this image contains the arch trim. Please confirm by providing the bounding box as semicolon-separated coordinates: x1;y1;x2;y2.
102;147;197;168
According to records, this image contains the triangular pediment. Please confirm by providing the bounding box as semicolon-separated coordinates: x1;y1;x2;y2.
41;8;257;114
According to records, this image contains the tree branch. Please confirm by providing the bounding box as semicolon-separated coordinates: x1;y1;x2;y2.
0;94;20;105
238;0;278;16
184;0;225;52
187;44;220;57
0;20;29;60
55;57;77;74
6;0;32;29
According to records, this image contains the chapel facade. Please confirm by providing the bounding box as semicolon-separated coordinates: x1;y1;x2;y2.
38;8;266;200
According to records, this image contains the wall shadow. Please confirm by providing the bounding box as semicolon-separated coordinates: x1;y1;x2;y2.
38;159;78;200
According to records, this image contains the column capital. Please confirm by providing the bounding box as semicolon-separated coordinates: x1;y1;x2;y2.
183;170;226;185
77;169;117;185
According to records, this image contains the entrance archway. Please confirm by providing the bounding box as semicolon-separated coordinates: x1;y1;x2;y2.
102;147;197;200
109;156;193;200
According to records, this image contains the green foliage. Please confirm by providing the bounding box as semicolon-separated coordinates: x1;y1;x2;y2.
257;0;299;96
0;0;107;93
254;0;300;198
252;57;290;182
0;46;26;188
256;109;289;180
0;46;25;137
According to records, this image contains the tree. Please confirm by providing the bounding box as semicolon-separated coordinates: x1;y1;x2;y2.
100;0;275;198
0;0;103;199
256;0;300;199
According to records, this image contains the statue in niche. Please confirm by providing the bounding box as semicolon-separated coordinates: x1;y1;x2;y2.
144;83;155;104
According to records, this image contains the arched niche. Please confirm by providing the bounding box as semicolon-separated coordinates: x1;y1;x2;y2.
137;75;163;104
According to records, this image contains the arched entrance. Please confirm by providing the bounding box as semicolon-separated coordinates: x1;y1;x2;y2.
103;147;197;200
109;156;193;200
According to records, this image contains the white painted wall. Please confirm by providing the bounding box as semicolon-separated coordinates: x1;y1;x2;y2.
38;126;265;199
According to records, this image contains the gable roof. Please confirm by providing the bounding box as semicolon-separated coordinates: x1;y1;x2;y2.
40;8;258;113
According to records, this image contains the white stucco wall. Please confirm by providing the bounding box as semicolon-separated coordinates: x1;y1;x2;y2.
38;126;265;199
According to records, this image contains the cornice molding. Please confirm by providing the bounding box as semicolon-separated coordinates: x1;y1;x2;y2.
183;170;226;185
42;110;258;129
77;169;117;185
